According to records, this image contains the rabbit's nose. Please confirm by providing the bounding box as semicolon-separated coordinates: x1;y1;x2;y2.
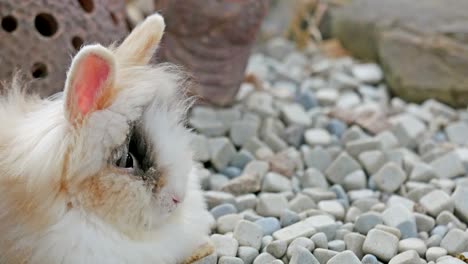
172;196;180;204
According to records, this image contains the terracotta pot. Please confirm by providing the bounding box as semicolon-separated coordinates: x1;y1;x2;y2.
154;0;269;106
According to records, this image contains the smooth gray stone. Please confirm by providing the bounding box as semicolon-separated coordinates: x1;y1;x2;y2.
327;250;361;264
210;204;238;219
255;217;281;236
280;209;301;227
290;246;320;264
238;246;259;264
355;212;384;235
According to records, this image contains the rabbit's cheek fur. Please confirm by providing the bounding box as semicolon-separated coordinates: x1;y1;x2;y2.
75;170;154;236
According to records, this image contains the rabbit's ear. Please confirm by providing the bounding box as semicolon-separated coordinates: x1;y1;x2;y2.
114;13;165;66
64;44;116;123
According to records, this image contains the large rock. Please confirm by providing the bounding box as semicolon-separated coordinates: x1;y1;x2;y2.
331;0;468;107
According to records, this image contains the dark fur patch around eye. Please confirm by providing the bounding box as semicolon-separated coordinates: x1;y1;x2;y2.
110;123;170;194
139;166;167;193
128;127;151;172
111;123;151;171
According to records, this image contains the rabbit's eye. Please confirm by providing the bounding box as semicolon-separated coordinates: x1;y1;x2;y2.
125;153;134;168
111;125;151;174
117;153;135;169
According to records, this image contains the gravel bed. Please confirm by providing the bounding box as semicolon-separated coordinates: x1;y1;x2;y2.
189;38;468;264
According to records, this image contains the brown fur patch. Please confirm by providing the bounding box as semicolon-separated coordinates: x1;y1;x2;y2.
79;173;106;208
1;178;57;229
76;168;152;238
0;176;63;264
59;145;71;193
152;166;168;193
181;242;215;264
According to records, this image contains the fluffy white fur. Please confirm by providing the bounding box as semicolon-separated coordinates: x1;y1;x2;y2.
0;14;212;264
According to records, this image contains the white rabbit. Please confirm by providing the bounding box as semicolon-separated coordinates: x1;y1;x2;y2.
0;13;213;264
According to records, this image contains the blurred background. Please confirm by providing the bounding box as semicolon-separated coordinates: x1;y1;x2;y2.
1;0;467;108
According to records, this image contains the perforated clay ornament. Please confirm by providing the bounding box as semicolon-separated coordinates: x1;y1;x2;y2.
0;0;128;97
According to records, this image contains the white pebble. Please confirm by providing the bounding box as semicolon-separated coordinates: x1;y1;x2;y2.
218;256;244;264
398;238;427;257
256;193;289;217
261;172;292;193
265;240;287;258
252;252;276;264
440;229;468;255
233;220;264;250
363;229;399;262
351;63;383;84
426;247;447;262
419;190;454;217
217;214;243;234
211;234;239;257
373;162;407;193
327;250;361;264
237;246;259;264
388;250;420;264
318;200;345;220
304;128;332;147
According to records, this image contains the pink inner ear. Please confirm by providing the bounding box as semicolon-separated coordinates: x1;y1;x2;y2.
71;54;111;116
